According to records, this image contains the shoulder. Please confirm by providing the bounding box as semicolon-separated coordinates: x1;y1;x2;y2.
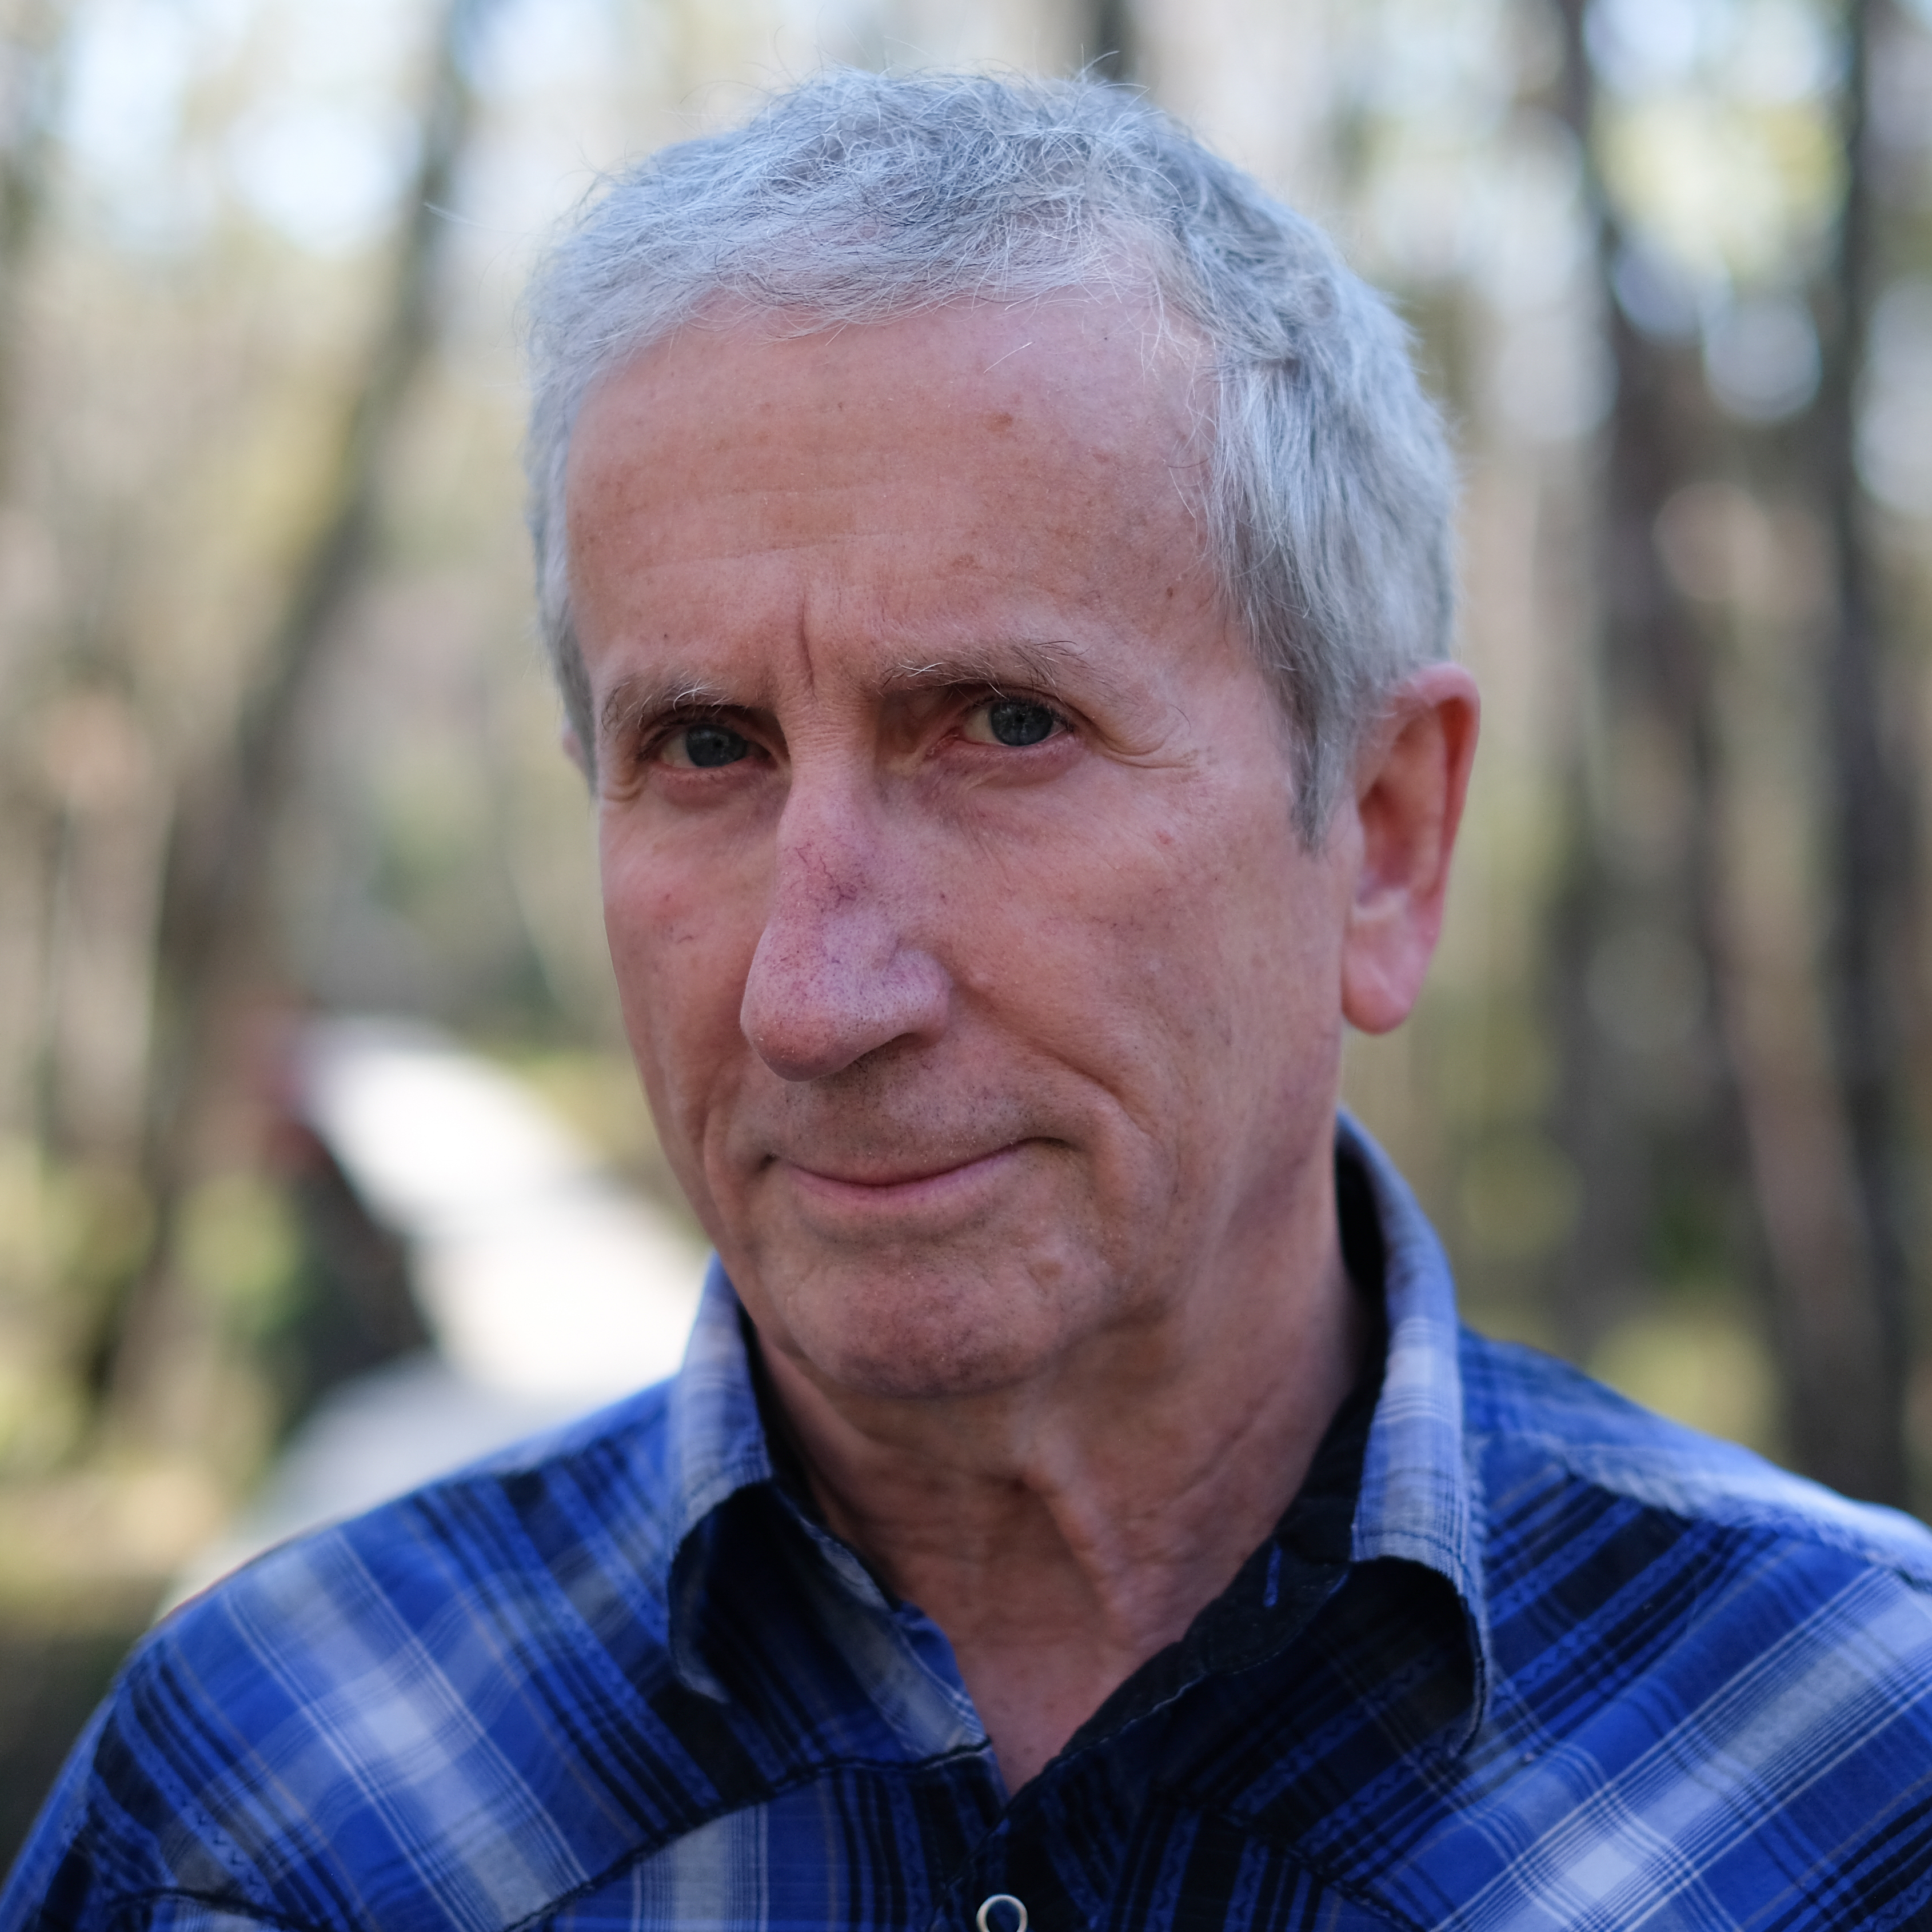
1452;1321;1932;1576
1343;1332;1932;1927
2;1384;683;1932
1459;1325;1932;1582
173;1374;685;1663
1452;1329;1932;1646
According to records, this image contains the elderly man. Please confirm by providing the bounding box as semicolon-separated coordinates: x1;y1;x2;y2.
10;70;1932;1932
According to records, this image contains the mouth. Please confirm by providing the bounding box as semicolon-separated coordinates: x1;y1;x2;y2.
776;1143;1029;1216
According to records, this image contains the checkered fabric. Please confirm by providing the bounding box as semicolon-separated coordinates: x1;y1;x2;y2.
9;1119;1932;1931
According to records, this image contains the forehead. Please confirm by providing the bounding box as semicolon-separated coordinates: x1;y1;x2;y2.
564;297;1210;629
572;289;1201;460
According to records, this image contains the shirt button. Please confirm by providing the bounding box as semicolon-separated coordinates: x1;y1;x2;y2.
976;1895;1028;1932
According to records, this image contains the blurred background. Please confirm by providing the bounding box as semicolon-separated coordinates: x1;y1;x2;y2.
2;0;1930;1854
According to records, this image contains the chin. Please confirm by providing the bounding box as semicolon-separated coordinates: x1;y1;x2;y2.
772;1254;1100;1403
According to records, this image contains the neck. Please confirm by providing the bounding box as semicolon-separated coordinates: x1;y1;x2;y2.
757;1180;1370;1791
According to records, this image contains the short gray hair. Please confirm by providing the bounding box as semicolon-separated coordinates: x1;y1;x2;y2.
524;69;1456;840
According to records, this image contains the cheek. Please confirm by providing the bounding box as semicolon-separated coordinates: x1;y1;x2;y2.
1095;807;1343;1102
598;828;761;1104
964;799;1287;1094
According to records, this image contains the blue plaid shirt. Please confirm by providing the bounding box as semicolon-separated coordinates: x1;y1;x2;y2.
11;1119;1932;1930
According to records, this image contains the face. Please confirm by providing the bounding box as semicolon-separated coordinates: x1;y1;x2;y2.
566;298;1366;1404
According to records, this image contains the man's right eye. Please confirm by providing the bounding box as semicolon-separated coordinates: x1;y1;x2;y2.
661;722;752;769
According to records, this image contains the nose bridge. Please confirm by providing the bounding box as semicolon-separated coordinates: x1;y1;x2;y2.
769;752;892;939
741;752;946;1081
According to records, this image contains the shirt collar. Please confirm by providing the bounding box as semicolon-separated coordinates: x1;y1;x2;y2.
664;1252;773;1544
658;1255;773;1697
660;1117;1492;1739
1340;1111;1493;1742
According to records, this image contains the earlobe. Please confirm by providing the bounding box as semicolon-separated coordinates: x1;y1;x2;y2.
1339;665;1480;1036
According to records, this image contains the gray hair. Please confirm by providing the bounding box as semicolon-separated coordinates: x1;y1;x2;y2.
524;69;1456;840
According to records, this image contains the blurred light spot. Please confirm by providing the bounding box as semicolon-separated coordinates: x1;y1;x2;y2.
1858;279;1932;517
1586;0;1720;94
37;690;151;816
1343;2;1515;118
59;0;214;247
1730;0;1841;102
227;101;417;254
1360;142;1487;285
1588;926;1706;1053
1655;481;1757;601
1491;310;1615;443
1703;294;1818;421
62;0;194;181
469;0;618;97
1587;0;1834;102
1471;111;1591;312
1589;1309;1778;1451
115;1466;230;1571
1612;243;1708;341
1653;480;1819;621
1458;1136;1579;1262
1599;101;1809;287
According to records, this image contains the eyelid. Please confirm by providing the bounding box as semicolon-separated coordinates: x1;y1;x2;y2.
955;690;1076;747
612;710;763;783
638;704;749;756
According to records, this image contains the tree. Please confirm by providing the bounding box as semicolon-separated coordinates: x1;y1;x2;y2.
99;0;501;1451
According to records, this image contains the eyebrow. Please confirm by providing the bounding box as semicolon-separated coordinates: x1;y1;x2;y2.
881;638;1123;705
596;636;1127;744
599;671;735;744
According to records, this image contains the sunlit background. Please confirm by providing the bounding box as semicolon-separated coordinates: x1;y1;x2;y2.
2;0;1930;1853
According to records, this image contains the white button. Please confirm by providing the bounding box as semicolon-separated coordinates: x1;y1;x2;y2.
976;1895;1028;1932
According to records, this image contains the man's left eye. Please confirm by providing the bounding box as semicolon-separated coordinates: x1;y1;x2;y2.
962;698;1064;748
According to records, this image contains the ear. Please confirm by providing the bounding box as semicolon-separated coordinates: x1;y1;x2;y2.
1339;664;1480;1035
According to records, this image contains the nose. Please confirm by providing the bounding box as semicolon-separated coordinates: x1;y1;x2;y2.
739;782;950;1082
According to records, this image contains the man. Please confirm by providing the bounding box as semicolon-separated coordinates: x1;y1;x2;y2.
9;69;1932;1932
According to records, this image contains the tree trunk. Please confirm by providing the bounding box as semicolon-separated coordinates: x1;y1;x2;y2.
1088;0;1135;82
97;0;498;1450
1799;0;1916;1506
1548;0;1916;1508
1546;0;1769;1374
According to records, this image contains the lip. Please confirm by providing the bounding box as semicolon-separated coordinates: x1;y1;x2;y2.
777;1143;1027;1218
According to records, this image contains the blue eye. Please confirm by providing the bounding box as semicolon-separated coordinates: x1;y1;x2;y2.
674;722;751;768
985;700;1057;747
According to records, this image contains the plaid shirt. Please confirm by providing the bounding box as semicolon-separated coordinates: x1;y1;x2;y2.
11;1119;1932;1931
